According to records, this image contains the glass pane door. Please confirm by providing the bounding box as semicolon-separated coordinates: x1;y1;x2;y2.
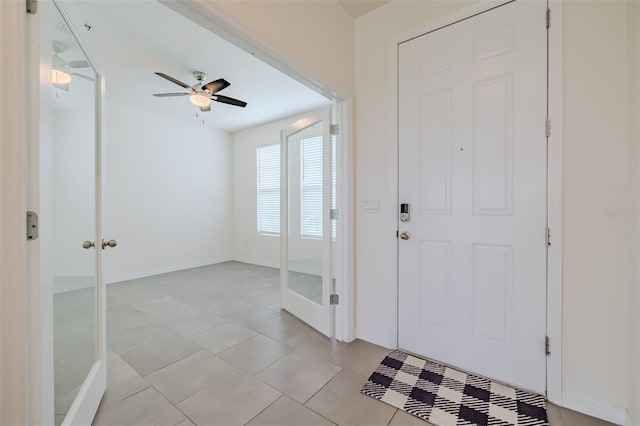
281;108;332;336
42;1;106;424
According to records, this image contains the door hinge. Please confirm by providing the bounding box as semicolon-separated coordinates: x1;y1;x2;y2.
545;335;551;355
330;124;339;136
26;0;37;14
330;209;339;220
329;294;339;305
545;226;551;246
546;8;551;29
545;118;552;138
27;211;39;240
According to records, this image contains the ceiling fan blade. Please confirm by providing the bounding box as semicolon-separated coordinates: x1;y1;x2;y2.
199;104;211;112
152;93;189;97
212;95;247;107
52;54;66;67
67;60;89;69
203;78;230;94
72;73;95;81
155;72;192;90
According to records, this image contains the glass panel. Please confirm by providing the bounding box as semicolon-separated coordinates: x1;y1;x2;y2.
287;121;324;304
48;7;97;425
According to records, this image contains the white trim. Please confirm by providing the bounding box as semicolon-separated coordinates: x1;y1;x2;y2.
232;258;321;277
106;257;233;284
27;1;54;424
390;0;563;400
0;1;28;425
336;99;355;343
61;361;106;426
232;257;280;270
280;107;332;337
546;0;564;406
356;327;395;349
562;392;627;425
393;0;512;45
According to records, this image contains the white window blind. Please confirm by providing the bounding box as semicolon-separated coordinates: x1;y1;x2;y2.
257;144;280;235
300;136;323;239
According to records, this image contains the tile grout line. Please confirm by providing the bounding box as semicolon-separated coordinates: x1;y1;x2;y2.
242;394;285;425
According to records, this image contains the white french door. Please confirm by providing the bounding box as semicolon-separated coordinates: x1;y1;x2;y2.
398;1;548;393
280;107;333;336
29;1;107;424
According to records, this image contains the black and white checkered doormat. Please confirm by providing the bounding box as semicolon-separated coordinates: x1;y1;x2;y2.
361;350;548;426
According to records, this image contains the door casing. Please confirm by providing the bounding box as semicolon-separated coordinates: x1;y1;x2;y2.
389;0;564;404
0;1;29;425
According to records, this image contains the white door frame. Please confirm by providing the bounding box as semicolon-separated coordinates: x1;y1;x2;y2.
25;0;107;424
333;100;355;342
280;107;332;336
50;1;108;423
389;0;563;404
0;1;29;425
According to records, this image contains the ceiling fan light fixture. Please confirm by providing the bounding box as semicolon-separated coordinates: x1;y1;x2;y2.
52;67;72;85
189;93;210;107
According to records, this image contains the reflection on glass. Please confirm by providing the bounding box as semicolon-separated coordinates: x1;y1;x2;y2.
49;7;97;426
287;121;323;304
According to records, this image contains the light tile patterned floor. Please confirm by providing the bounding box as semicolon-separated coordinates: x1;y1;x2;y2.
93;261;614;426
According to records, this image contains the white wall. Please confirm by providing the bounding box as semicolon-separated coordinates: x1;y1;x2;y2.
104;102;233;283
354;0;635;422
354;0;477;348
627;1;640;424
562;1;630;417
186;0;355;100
232;110;325;272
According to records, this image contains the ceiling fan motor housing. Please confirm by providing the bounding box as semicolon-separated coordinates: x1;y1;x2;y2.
193;71;207;83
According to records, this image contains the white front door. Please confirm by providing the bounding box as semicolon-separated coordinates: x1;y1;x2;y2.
280;107;333;336
398;1;548;393
31;1;107;424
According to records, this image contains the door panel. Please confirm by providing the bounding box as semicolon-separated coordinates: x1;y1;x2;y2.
281;108;332;336
40;1;107;424
398;1;547;393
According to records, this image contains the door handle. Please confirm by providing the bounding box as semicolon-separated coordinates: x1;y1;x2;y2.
82;240;95;249
102;239;117;249
400;232;410;240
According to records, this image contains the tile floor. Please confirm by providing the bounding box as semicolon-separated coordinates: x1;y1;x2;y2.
93;261;613;426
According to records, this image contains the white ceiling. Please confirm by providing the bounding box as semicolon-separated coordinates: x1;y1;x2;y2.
67;1;331;132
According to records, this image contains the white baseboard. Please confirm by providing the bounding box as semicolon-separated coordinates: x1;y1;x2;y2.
106;257;233;284
356;327;395;349
232;257;322;276
232;257;279;270
562;392;627;425
53;276;94;294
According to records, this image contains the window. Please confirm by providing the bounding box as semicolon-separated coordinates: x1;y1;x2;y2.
300;136;323;238
257;144;280;235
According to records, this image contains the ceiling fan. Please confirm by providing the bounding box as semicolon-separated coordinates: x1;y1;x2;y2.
52;40;93;91
153;71;248;112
